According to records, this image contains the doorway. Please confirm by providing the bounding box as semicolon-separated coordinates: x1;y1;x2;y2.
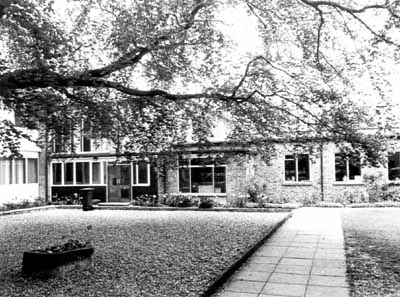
108;164;131;202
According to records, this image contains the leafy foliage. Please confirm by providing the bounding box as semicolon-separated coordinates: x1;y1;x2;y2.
0;0;399;161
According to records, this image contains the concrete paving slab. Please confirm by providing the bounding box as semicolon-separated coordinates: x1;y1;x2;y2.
215;208;350;297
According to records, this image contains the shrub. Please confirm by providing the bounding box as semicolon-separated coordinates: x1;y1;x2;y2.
198;197;214;209
1;197;46;211
163;193;194;207
362;172;400;203
131;195;158;206
227;194;247;208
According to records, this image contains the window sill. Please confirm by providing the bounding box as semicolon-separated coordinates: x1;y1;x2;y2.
282;182;312;186
333;182;364;186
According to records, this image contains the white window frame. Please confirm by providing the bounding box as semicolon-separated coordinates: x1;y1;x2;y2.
334;153;361;182
284;154;310;182
177;158;226;195
131;163;151;186
50;160;106;186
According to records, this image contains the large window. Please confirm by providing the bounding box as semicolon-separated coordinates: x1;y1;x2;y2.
92;162;101;184
51;160;106;185
0;158;38;185
388;152;400;181
335;153;361;182
178;158;226;193
52;163;62;185
81;120;92;152
284;154;310;182
64;162;74;184
132;162;150;186
76;162;90;184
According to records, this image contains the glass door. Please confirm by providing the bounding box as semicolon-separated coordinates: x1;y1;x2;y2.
108;164;131;202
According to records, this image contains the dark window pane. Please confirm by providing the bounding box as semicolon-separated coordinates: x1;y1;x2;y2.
76;162;89;184
297;154;309;181
64;163;73;184
120;165;130;185
389;152;400;181
191;167;213;193
138;162;149;184
82;136;91;152
92;162;101;184
27;158;38;183
349;155;361;180
214;166;226;193
191;158;213;166
179;167;190;193
52;163;62;185
335;153;346;182
284;155;296;181
103;162;107;184
178;158;189;167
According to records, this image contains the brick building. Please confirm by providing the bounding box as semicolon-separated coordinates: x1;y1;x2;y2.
39;125;400;204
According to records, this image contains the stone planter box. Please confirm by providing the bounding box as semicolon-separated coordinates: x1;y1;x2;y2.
22;246;94;277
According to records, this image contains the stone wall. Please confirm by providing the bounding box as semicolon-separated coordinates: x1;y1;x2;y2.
161;141;400;203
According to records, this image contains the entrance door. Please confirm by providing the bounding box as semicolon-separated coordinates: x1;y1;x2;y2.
108;164;131;202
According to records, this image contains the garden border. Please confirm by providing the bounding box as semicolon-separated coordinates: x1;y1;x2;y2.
0;204;296;216
201;211;292;297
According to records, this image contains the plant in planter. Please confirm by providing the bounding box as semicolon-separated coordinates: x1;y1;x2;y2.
22;225;94;277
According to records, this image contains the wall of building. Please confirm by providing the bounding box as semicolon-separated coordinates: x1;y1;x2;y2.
0;107;42;205
161;141;400;204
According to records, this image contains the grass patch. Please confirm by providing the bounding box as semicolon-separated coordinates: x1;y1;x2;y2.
342;208;400;297
0;209;287;297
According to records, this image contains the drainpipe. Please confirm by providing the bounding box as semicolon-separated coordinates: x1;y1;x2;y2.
320;143;324;201
44;127;49;202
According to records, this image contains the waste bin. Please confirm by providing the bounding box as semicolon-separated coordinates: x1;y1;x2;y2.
80;188;95;211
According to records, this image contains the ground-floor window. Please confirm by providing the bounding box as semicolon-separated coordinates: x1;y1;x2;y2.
388;152;400;181
132;162;150;186
0;157;38;185
284;154;310;182
335;153;361;182
52;160;106;186
178;158;226;193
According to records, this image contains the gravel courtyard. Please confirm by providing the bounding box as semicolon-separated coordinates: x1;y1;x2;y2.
0;209;287;297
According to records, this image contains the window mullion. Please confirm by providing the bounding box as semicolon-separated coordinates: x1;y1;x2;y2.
189;160;192;193
295;156;298;182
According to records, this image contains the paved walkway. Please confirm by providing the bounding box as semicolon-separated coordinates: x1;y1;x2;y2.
215;208;349;297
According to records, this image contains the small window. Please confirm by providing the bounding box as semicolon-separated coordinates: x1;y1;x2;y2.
284;154;310;182
92;162;101;184
76;162;90;184
388;152;400;181
27;158;38;183
52;163;62;185
64;162;74;184
335;153;361;182
81;120;92;152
